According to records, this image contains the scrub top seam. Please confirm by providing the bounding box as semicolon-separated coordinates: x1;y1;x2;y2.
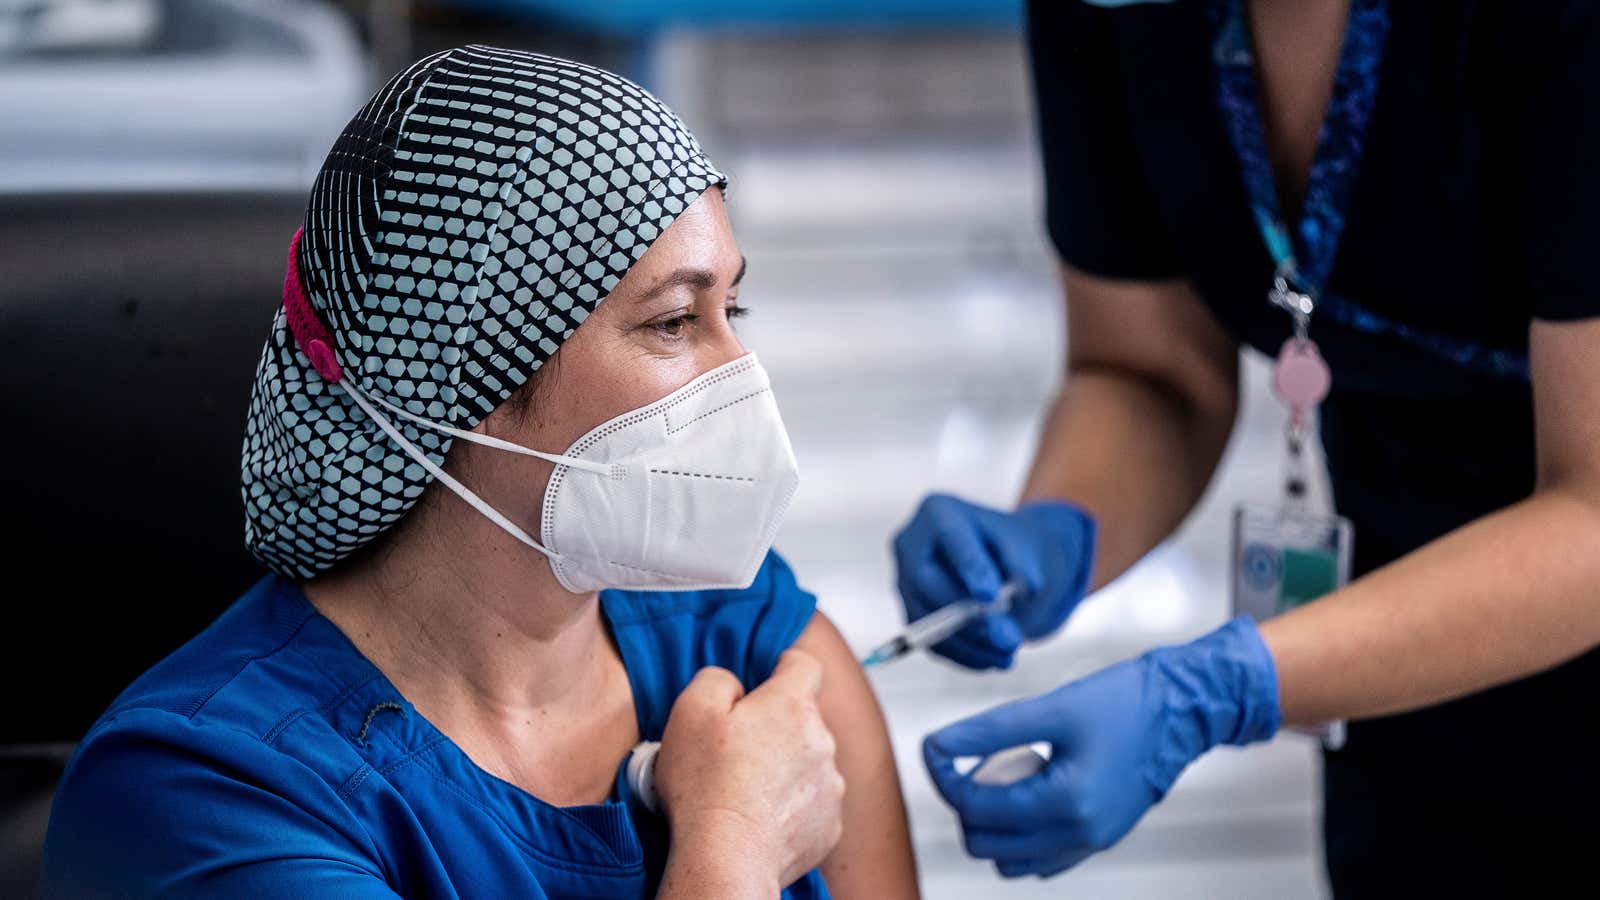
86;703;391;868
372;733;452;779
402;751;644;875
262;672;385;748
284;638;376;694
338;762;376;801
148;605;319;722
263;658;388;748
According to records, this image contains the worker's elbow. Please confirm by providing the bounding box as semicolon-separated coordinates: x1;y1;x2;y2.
1066;355;1238;438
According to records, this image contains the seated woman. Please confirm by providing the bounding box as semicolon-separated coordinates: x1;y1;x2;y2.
40;46;917;900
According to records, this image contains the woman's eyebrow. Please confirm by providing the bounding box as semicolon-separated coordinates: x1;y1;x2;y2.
636;256;748;302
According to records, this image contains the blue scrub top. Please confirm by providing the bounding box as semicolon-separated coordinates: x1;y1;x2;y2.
39;551;829;900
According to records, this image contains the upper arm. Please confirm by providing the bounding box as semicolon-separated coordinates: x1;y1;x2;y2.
1518;5;1600;322
790;613;919;900
41;712;399;900
1029;0;1181;281
1063;265;1239;423
1531;318;1600;497
1025;0;1237;419
1521;9;1600;497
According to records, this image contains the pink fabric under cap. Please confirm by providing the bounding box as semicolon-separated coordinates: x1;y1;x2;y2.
281;227;343;384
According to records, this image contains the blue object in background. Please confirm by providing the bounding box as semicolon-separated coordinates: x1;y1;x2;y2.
443;0;1023;34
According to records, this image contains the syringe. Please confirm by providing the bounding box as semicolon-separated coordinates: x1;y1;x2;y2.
860;582;1019;668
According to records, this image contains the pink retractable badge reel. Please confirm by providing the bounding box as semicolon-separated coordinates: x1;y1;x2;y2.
1272;336;1331;429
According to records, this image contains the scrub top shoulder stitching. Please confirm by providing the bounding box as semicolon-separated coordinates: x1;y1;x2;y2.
87;705;383;823
73;706;402;889
103;602;320;723
262;666;390;750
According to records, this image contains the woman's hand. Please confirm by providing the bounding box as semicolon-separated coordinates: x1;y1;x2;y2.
655;649;845;897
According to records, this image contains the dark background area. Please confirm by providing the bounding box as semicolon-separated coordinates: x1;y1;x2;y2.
0;193;303;743
0;0;636;750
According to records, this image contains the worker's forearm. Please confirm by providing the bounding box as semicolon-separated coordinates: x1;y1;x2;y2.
1022;366;1235;590
1261;485;1600;724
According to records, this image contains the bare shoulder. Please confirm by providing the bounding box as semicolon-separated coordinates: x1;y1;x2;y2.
789;612;879;727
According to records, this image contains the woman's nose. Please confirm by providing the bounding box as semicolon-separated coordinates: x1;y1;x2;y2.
699;317;748;371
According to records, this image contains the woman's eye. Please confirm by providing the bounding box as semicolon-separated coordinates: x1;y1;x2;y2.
651;314;698;337
726;303;750;320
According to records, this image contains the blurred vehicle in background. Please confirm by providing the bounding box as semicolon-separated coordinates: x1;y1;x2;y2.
0;0;366;192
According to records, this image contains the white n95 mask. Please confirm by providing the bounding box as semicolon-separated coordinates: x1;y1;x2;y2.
339;353;799;594
540;354;800;592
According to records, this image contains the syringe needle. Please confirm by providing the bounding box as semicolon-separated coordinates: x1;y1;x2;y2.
860;582;1019;668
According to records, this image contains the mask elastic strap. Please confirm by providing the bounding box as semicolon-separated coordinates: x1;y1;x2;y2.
282;227;580;562
284;224;566;557
363;391;613;476
337;378;560;560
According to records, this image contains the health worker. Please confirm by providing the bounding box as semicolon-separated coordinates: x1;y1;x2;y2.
898;1;1600;895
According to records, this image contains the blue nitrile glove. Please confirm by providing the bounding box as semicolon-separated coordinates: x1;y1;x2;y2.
892;494;1097;670
923;618;1280;878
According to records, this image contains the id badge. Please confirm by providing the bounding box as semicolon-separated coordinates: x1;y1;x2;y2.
1231;502;1353;749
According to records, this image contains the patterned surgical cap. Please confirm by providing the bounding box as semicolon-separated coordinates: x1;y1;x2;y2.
242;45;727;578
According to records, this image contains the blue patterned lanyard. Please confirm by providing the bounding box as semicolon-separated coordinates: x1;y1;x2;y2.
1211;0;1530;380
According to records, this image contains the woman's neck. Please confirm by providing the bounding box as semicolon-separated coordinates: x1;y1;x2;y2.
303;492;638;803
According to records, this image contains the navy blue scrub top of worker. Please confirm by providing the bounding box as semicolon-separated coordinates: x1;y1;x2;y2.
1027;0;1600;895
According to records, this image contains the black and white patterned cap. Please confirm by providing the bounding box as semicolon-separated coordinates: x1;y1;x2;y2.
242;45;727;579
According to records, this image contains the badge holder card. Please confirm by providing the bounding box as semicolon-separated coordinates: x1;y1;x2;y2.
1231;502;1352;749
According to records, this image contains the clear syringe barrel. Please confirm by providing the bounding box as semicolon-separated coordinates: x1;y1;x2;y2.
904;581;1017;650
860;582;1020;667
